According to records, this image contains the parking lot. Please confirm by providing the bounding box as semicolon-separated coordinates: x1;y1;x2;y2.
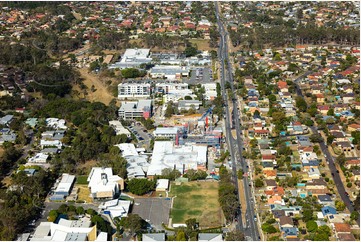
131;197;172;230
185;67;212;85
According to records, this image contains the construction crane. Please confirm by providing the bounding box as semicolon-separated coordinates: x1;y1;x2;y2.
198;105;215;131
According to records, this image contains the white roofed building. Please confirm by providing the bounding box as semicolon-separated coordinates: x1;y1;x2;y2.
118;100;152;120
27;153;49;163
147;141;207;177
51;174;75;201
115;143;139;157
156;179;169;191
87;167;124;200
99;199;131;219
46;118;67;129
109;120;131;137
150;66;190;79
109;48;152;69
153;127;179;139
30;217;106;241
118;82;151;99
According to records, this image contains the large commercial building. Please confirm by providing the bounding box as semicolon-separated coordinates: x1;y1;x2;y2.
118;100;152;120
149;66;190;79
87;167;124;200
50;174;76;201
118;82;151;99
109;48;152;69
147;141;207;177
202;83;218;101
30;218;107;241
155;82;189;94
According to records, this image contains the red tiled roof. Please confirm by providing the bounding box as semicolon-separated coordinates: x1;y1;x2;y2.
262;155;276;160
334;223;351;233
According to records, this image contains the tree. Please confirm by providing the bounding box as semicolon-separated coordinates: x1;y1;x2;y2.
335;154;346;167
327;108;334;116
76;206;85;215
335;200;346;211
48;210;58;222
313;233;329;241
121;68;145;78
185;218;197;230
184;46;198;57
86;208;96;216
295;96;308;112
176;231;187;241
306;220;318;232
119;214;146;235
350;211;359;221
262;223;277;233
237;169;244;179
255;178;264;187
127;178;156;195
309;134;324;143
225;231;245;241
302;209;314;222
327;135;335;145
164;101;175;118
161;168;181;180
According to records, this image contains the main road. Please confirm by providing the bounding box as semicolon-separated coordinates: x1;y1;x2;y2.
215;3;260;240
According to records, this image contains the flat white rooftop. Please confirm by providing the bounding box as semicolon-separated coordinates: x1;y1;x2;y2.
116;143;139;157
148;141;207;176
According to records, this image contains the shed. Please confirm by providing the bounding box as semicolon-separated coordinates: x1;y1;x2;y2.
156;179;169;192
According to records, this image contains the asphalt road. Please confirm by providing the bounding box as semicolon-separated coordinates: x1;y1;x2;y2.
215;4;260;240
294;73;359;226
309;126;358;223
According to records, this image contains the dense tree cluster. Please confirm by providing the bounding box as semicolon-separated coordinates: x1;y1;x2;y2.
29;98;127;175
121;68;147;79
0;144;22;179
116;214;147;235
183;169;208;181
218;165;238;222
230;21;359;49
142;33;187;49
0;168;56;240
127;178;156;196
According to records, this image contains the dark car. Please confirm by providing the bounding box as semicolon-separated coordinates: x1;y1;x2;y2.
332;173;334;176
345;192;349;196
336;170;339;173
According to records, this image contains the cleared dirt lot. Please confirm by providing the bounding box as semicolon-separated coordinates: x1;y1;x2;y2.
74;68;116;105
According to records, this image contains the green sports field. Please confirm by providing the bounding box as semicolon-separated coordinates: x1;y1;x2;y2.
169;181;224;228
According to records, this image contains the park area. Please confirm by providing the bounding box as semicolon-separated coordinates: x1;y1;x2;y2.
169;181;224;228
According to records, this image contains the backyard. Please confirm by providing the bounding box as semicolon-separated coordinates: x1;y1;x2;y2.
169;181;223;228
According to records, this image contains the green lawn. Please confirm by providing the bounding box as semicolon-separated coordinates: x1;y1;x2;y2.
76;175;88;185
292;151;300;161
169;181;223;228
